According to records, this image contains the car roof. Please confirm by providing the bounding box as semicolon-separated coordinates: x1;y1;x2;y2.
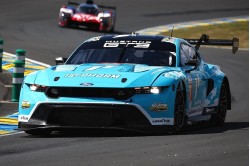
79;3;98;9
98;34;177;41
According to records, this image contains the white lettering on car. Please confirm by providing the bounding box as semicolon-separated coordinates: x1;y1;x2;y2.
65;73;120;79
104;41;151;48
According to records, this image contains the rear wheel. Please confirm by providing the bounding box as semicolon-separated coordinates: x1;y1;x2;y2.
173;86;185;133
210;82;228;126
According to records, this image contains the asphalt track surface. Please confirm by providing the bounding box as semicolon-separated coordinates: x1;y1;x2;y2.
0;0;248;165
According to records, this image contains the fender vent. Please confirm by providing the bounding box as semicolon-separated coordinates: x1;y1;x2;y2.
206;79;214;96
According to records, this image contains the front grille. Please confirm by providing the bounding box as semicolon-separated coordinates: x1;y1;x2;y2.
45;87;135;100
70;20;100;27
31;103;151;128
48;106;113;127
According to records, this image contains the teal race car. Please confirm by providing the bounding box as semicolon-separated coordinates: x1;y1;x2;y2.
18;33;239;135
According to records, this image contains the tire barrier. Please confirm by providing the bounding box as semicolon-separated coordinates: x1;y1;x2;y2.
11;49;26;102
0;39;3;73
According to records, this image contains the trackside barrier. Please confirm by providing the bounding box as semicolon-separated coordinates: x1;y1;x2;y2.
15;49;26;61
0;39;3;73
12;49;26;102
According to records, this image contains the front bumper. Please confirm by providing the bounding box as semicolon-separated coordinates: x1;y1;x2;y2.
19;102;149;130
18;102;174;133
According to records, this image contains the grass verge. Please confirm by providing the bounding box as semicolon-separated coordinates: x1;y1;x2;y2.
161;21;249;48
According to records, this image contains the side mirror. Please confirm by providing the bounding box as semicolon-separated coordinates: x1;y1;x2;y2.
185;59;198;67
184;59;199;73
55;57;67;65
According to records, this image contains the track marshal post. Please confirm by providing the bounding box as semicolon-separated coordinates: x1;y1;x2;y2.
12;49;26;102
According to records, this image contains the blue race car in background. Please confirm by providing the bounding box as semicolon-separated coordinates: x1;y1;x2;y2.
18;33;239;135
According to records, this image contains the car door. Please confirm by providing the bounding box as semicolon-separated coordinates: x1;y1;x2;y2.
180;43;207;117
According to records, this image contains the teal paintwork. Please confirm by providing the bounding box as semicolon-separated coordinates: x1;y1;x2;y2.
18;34;230;131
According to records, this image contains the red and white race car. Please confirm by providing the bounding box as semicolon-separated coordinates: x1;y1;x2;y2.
58;0;116;32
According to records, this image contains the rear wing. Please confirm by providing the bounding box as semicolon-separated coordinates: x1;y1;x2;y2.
185;34;239;54
67;1;79;6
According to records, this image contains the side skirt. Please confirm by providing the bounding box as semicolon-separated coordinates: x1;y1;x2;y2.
187;107;218;124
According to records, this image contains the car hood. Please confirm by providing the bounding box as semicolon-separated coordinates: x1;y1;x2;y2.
32;63;178;88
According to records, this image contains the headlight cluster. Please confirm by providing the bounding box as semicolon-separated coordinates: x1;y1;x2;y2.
27;84;166;100
29;84;60;98
134;87;164;94
29;84;47;92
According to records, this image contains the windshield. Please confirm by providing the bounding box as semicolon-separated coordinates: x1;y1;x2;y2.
66;40;176;67
77;5;98;15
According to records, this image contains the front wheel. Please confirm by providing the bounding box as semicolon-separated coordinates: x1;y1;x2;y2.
173;86;186;133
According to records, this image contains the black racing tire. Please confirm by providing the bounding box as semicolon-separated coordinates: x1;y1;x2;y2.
25;129;51;136
173;85;186;133
210;82;228;126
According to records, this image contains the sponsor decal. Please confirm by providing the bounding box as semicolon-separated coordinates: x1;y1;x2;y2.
104;40;151;48
21;101;30;109
19;115;29;122
150;103;168;111
65;73;120;79
152;118;170;125
80;83;94;86
152;119;167;123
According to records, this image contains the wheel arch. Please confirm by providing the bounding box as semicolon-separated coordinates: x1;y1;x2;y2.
223;76;231;110
179;80;187;105
179;79;188;118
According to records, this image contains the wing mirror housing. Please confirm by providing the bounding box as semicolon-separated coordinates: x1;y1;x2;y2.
185;59;199;67
55;57;67;65
185;59;199;73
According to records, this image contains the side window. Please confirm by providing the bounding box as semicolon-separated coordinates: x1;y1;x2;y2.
180;43;196;66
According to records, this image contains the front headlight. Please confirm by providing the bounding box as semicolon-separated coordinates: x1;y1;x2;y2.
135;86;165;94
29;84;47;92
150;87;160;94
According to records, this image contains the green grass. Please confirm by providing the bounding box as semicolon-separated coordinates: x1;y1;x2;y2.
161;21;249;48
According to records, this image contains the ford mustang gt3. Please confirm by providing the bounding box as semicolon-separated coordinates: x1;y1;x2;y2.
18;33;239;135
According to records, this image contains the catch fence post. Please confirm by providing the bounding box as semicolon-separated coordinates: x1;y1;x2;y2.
0;39;3;73
12;49;26;102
